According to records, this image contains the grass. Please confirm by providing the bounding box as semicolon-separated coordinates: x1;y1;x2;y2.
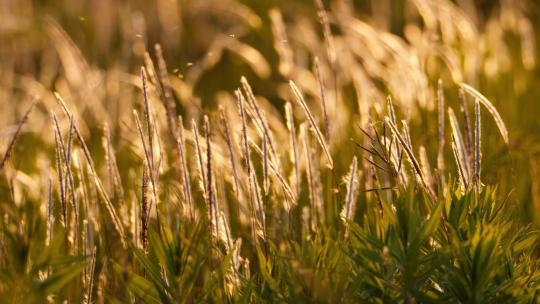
1;0;540;302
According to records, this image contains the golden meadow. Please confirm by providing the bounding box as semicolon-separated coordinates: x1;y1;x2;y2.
1;0;540;302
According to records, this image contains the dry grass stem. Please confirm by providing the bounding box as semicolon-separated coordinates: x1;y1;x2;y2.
0;99;37;170
290;80;333;169
460;83;508;145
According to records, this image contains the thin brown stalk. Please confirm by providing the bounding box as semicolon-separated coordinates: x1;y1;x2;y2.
419;146;434;193
314;56;330;140
103;128;114;188
314;0;336;64
236;89;251;175
154;44;178;130
85;246;97;304
204;116;218;241
52;113;67;228
459;88;473;166
65;120;79;249
140;67;155;174
401;120;419;186
301;124;318;228
386;97;402;175
437;79;445;182
262;133;269;194
219;106;240;196
289;80;333;169
54;93;126;244
249;160;266;241
52;113;75;214
192;119;207;195
143;52;165;102
133;110;158;204
340;156;358;223
285;102;301;195
240;77;279;164
368;156;384;217
102;124;124;201
474;99;482;188
448;107;471;188
141;167;149;251
0;99;37;170
460;83;508;144
387;96;397;124
150;48;186;195
248;138;296;206
451;133;468;191
269;8;294;76
385;117;435;200
177;116;193;216
48;176;53;244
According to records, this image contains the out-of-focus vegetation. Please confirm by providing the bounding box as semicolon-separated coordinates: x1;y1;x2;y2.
1;0;540;302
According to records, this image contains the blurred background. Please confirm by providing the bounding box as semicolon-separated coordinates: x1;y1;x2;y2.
1;0;540;225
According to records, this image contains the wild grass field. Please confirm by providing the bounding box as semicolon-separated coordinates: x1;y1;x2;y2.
1;0;540;302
